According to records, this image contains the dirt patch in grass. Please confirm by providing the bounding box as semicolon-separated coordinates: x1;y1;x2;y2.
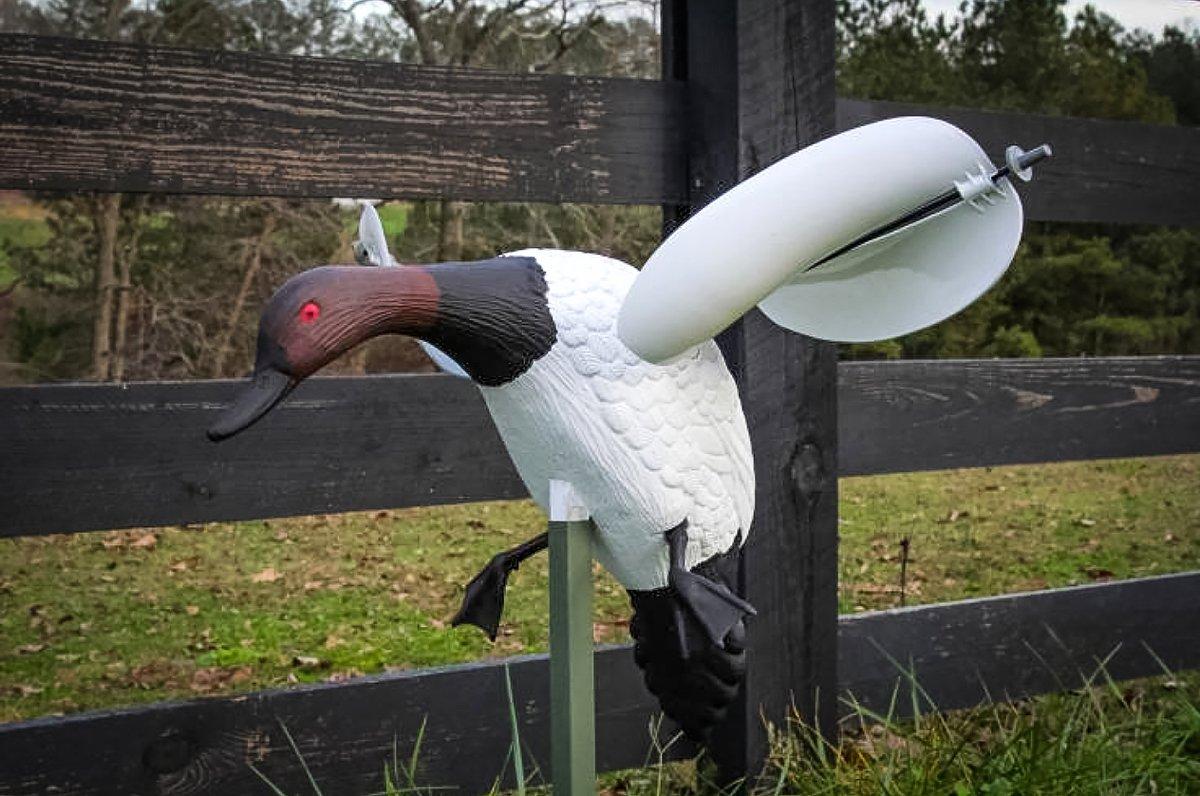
1;455;1196;722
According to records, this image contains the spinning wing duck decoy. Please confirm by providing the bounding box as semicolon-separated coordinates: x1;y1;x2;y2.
208;117;1050;743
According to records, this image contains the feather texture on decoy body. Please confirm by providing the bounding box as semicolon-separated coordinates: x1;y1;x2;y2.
479;249;753;589
208;231;757;742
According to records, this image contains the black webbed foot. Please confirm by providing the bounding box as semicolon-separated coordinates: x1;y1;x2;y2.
451;532;548;640
665;522;755;655
628;521;754;743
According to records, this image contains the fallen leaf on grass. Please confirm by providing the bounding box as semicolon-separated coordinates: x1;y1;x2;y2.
1077;518;1097;527
325;669;363;683
185;605;200;616
852;583;898;595
593;620;628;643
1164;532;1178;543
251;568;281;583
17;643;46;654
130;661;185;689
292;655;330;670
190;666;252;693
131;533;158;549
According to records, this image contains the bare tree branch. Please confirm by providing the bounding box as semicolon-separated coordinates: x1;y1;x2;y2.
211;212;277;378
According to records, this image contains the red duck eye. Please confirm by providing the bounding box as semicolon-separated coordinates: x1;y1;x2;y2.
299;301;321;323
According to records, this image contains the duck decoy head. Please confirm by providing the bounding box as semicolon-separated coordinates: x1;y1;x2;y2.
207;264;438;441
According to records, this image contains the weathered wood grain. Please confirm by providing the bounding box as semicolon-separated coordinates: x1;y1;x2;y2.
660;0;760;780
837;98;1200;227
2;357;1196;539
720;0;841;780
839;571;1200;719
2;35;1193;225
3;573;1195;795
838;356;1200;476
0;34;686;203
0;374;527;537
0;645;692;796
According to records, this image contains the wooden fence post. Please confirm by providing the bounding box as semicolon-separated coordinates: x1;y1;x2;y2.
662;0;839;782
736;0;840;762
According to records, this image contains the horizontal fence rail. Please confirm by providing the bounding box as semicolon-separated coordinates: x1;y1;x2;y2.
836;98;1200;228
0;34;687;204
2;357;1197;538
0;571;1195;795
2;34;1198;226
837;571;1200;717
837;356;1200;477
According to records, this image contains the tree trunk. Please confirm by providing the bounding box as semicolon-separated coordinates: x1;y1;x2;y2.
111;196;147;382
90;193;121;381
211;214;276;378
102;0;128;35
436;200;465;261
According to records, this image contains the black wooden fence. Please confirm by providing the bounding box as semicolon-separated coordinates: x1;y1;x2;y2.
2;0;1199;792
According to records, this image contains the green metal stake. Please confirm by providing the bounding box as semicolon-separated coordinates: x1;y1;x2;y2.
548;479;595;795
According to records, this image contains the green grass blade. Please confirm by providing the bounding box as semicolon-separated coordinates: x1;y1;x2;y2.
277;719;324;796
503;663;526;796
248;762;292;796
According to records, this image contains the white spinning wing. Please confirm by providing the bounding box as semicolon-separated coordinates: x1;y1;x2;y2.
618;116;1041;363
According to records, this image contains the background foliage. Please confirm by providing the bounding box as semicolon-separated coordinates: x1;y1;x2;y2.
0;0;1196;382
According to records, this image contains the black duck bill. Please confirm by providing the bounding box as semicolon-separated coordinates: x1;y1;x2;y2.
206;256;555;441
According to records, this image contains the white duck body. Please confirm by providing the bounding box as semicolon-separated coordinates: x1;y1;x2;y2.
479;249;754;590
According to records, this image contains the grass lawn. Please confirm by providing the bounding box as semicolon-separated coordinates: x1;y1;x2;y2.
238;674;1200;794
607;675;1200;795
1;455;1197;723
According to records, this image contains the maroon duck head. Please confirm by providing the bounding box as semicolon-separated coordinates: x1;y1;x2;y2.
207;256;555;442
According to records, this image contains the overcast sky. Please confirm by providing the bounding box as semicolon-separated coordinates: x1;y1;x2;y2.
921;0;1198;34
